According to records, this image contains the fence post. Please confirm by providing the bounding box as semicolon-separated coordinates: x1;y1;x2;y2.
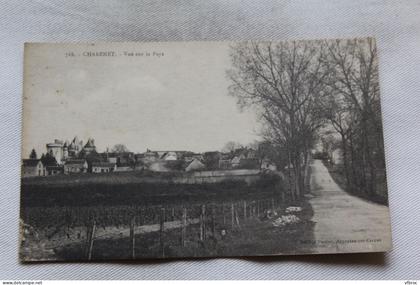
87;219;96;260
243;201;247;220
231;203;235;228
222;203;226;225
160;208;165;258
249;202;253;217
181;207;187;247
271;198;275;211
211;205;216;237
200;205;206;241
235;208;240;227
130;216;135;259
257;201;260;217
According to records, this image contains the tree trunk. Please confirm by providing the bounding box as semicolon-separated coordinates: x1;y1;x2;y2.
340;134;351;189
362;115;376;196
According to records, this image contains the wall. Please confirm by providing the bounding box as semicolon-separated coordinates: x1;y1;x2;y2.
179;169;259;184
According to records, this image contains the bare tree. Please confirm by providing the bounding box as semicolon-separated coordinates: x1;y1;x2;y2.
228;40;328;200
111;144;130;153
221;141;243;153
322;90;354;188
323;38;385;196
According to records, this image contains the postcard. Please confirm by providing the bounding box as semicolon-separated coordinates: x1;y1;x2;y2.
20;39;391;261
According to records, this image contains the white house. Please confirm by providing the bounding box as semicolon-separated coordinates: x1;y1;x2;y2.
161;151;178;161
64;159;88;174
92;162;117;173
185;158;206;172
331;149;344;165
22;159;45;177
231;156;241;168
261;158;277;171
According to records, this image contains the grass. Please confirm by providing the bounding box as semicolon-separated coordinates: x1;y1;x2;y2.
53;199;315;260
20;171;315;260
21;170;185;187
21;173;281;208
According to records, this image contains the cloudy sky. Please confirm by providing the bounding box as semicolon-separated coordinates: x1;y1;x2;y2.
22;42;259;157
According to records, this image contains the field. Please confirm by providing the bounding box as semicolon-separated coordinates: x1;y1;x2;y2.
20;172;314;261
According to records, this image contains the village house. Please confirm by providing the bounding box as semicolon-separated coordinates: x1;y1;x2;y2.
64;159;88;174
181;151;195;162
230;156;242;168
22;159;45;177
203;151;222;170
103;152;134;167
46;165;63;176
219;159;232;169
226;148;261;169
116;152;135;166
261;158;277;171
185;158;206;172
238;158;260;169
114;166;133;172
245;148;258;159
92;162;116;173
141;150;158;163
192;153;204;161
218;152;233;169
107;156;118;164
40;151;60;174
160;151;178;161
331;149;344;165
134;161;145;171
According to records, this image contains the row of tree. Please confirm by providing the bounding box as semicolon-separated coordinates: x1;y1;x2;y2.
228;38;386;201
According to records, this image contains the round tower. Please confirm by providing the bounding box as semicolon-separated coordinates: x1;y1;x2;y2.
46;139;64;164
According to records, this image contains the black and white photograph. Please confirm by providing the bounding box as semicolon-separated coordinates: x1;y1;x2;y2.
20;39;391;262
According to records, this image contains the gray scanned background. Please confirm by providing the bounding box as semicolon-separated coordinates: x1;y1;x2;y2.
1;0;419;280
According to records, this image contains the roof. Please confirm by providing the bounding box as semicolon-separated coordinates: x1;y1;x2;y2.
64;159;87;167
231;156;241;163
46;165;63;170
240;158;259;163
68;141;76;149
84;138;95;148
92;162;116;167
105;152;134;157
185;159;205;171
154;150;187;156
160;151;178;159
65;159;86;164
220;152;234;160
186;158;205;166
22;159;42;167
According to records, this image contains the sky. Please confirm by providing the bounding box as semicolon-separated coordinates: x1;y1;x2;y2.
22;42;260;157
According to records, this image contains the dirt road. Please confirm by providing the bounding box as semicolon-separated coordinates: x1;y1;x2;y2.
308;159;392;254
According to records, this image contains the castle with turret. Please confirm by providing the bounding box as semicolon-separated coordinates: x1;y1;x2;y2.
46;136;96;164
